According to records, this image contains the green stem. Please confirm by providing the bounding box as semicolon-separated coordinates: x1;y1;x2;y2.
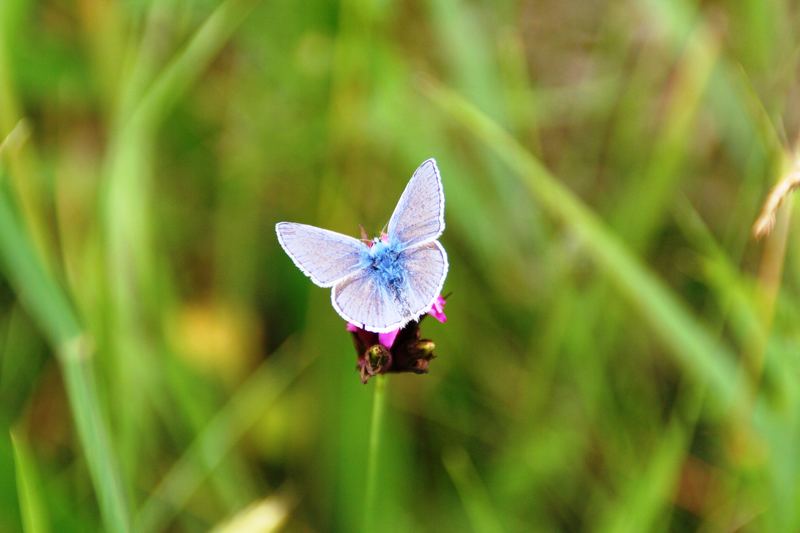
363;375;388;532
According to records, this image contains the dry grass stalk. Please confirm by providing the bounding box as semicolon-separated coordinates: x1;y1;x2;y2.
752;160;800;239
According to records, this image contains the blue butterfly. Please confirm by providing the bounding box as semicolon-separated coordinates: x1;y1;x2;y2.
276;159;448;333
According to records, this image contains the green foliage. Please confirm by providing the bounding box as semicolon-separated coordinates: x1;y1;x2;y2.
0;0;798;531
12;430;50;533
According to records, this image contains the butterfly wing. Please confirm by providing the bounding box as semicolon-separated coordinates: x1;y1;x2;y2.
332;269;406;332
395;240;448;320
276;222;367;287
386;159;445;249
332;240;448;332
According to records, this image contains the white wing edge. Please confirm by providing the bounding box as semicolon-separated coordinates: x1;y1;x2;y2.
387;158;446;248
330;240;449;333
275;222;364;288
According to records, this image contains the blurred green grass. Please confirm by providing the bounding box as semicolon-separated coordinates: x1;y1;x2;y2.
1;0;800;531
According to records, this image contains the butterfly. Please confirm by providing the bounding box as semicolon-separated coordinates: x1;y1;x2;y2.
276;159;448;333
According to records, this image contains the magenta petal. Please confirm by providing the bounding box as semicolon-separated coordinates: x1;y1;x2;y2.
346;323;360;332
428;295;447;323
429;309;447;323
379;329;400;348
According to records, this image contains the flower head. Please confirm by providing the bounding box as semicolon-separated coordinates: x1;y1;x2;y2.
348;294;448;383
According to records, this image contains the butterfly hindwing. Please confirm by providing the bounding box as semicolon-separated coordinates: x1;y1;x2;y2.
331;240;448;332
275;222;367;287
331;268;406;332
396;240;448;320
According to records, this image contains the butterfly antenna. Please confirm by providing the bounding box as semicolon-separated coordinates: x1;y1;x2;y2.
358;224;372;245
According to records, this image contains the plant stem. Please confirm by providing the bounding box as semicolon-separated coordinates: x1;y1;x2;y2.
363;375;388;532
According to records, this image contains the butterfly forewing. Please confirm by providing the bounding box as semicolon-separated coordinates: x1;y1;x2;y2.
275;222;367;287
387;159;445;248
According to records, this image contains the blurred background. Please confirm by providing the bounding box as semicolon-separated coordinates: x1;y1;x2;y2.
0;0;799;531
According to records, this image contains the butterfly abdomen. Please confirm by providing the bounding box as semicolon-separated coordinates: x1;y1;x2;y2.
367;242;416;318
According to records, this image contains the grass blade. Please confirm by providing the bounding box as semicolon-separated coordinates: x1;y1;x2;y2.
0;167;130;532
597;422;687;533
422;78;741;412
121;0;263;131
135;340;313;532
443;447;504;533
11;430;49;533
99;0;266;506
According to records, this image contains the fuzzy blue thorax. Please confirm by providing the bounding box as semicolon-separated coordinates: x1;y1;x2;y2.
365;240;405;290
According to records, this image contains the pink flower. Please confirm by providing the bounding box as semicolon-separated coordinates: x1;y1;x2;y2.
379;329;400;348
346;294;448;383
346;322;399;348
429;295;447;323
